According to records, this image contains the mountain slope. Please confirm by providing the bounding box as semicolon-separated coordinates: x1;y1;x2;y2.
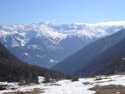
0;21;125;68
76;37;125;77
52;29;125;74
0;42;38;83
0;42;70;84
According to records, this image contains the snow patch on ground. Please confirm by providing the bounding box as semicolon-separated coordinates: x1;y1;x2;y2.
24;53;28;56
0;74;125;94
50;59;55;63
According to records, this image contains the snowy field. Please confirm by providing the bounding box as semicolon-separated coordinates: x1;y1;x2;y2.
0;74;125;94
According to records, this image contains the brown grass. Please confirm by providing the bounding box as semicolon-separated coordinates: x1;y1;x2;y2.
4;88;45;94
83;82;93;85
89;85;125;94
95;80;113;83
106;72;125;77
50;83;61;86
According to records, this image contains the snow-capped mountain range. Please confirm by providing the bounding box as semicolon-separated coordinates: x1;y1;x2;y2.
0;21;125;68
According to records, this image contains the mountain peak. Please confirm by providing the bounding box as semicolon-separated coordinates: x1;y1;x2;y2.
40;21;51;25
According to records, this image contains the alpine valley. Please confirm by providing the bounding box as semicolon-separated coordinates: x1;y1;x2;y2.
0;21;125;68
52;29;125;74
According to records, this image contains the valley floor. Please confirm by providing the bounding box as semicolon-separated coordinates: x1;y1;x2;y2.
0;74;125;94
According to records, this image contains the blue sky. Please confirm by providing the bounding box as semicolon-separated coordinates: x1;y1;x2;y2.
0;0;125;25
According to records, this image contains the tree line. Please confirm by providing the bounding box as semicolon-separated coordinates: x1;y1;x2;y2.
0;42;73;85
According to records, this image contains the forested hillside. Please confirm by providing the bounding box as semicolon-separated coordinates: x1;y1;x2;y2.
0;42;72;84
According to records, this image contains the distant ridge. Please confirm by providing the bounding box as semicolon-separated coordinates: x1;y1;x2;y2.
74;21;125;26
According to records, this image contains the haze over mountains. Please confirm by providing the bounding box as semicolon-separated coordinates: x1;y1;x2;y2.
53;29;125;74
0;21;125;68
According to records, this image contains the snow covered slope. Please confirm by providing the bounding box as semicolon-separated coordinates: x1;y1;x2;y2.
1;74;125;94
0;21;125;68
